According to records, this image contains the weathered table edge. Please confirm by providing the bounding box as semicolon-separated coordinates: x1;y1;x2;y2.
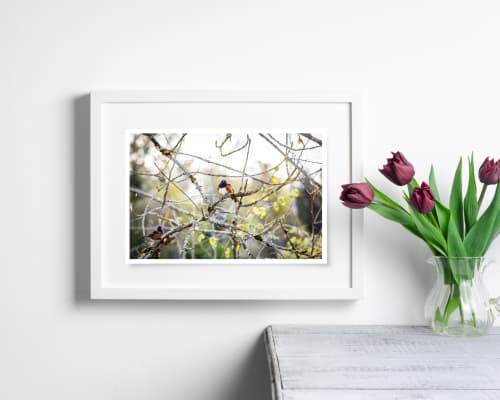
263;325;500;400
264;326;283;400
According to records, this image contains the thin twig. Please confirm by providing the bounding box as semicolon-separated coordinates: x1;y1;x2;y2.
215;133;250;157
130;186;196;217
236;136;251;214
154;161;201;212
146;134;209;205
299;133;322;146
260;133;322;190
174;151;283;185
180;225;196;259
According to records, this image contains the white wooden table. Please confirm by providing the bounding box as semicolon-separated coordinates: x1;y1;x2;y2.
264;325;500;400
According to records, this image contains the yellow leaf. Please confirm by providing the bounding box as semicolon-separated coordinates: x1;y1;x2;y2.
263;196;269;201
224;248;231;258
209;237;217;247
273;203;280;211
293;188;300;197
197;233;206;243
271;176;279;184
278;197;286;206
252;207;260;215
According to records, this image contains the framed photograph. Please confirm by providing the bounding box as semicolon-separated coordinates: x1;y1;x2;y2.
91;91;362;299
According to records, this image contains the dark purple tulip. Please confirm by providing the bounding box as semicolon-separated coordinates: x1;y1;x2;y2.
379;151;415;186
410;182;435;214
340;183;375;209
479;157;500;185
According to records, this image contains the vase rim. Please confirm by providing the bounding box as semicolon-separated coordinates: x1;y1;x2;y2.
426;256;493;265
428;256;491;259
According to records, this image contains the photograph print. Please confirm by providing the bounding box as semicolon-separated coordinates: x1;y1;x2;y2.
129;130;326;263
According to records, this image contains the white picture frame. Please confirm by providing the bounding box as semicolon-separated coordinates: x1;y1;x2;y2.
91;91;363;299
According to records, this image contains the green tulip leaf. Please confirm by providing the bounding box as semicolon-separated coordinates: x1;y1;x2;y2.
445;222;474;282
447;217;467;257
449;158;464;239
443;289;462;322
426;240;449;256
464;182;500;256
495;210;500;239
429;164;441;202
368;203;420;237
434;199;450;235
366;179;407;212
367;203;411;225
463;154;478;234
406;199;448;255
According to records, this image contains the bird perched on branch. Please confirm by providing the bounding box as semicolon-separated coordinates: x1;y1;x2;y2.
143;226;176;258
145;226;163;241
217;179;236;201
145;226;176;245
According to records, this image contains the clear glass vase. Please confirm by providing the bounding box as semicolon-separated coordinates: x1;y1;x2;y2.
425;257;500;336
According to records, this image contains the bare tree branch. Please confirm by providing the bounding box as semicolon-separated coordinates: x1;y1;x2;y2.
299;133;322;146
259;133;322;190
145;134;210;205
215;133;250;157
130;186;196;217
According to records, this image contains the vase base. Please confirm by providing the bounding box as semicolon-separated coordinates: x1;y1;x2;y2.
432;324;490;337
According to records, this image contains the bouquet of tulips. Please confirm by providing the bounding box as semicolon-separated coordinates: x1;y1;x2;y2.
340;152;500;259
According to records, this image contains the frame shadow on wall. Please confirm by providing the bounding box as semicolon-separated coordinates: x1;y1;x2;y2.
74;94;92;302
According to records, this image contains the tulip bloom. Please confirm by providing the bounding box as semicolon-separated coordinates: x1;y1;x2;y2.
379;151;415;186
340;183;374;209
410;182;435;214
479;157;500;185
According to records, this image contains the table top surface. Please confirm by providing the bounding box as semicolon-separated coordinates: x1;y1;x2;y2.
264;325;500;400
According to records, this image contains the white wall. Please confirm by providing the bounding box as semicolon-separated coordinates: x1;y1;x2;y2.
2;1;500;399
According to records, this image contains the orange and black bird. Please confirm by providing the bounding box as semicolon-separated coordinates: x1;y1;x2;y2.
218;179;234;197
217;179;236;201
145;226;163;241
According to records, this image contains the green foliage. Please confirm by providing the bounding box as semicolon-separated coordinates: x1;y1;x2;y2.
428;164;441;201
364;153;499;258
367;203;412;226
358;152;499;330
463;155;478;234
406;198;448;256
464;182;500;256
433;200;450;235
447;217;467;258
449;158;464;239
366;179;406;212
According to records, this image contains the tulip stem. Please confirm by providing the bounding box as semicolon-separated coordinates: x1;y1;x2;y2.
372;200;411;214
478;184;487;210
428;212;440;228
